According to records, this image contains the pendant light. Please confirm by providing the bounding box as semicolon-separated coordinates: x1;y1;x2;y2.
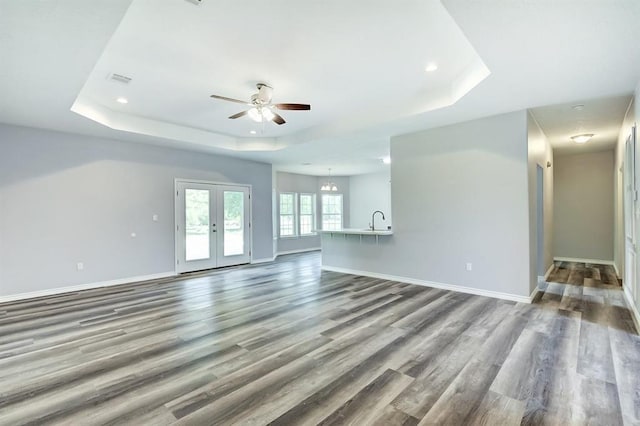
321;168;338;192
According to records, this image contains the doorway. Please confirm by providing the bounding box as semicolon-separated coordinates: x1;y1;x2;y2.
175;180;251;273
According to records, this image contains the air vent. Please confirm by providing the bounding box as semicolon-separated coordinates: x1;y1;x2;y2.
108;73;132;84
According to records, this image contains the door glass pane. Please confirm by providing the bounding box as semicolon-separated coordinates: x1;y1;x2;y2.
185;189;210;261
224;191;244;256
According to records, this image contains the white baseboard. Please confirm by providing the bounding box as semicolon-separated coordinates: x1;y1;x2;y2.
623;285;640;333
554;257;615;266
530;285;541;301
276;247;321;256
321;265;532;304
544;263;555;280
251;256;276;264
0;272;176;304
613;262;621;278
538;264;556;282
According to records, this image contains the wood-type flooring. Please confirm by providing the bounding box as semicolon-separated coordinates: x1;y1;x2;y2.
0;254;638;425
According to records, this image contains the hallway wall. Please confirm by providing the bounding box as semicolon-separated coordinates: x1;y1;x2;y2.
553;151;614;262
614;82;640;328
527;112;554;290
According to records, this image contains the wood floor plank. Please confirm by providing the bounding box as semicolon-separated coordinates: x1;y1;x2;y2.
609;327;640;425
467;391;526;426
316;369;414;426
417;313;528;425
577;321;616;384
0;254;636;425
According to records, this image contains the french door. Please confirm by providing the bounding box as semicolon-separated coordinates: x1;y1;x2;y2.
176;181;251;273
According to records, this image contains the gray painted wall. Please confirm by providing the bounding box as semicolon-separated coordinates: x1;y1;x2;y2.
317;176;351;230
0;124;273;297
275;171;351;253
527;112;554;291
349;170;392;230
553;150;614;261
322;111;532;298
276;171;321;253
614;82;640;319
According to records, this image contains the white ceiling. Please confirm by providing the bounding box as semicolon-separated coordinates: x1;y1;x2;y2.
530;94;633;156
1;0;640;176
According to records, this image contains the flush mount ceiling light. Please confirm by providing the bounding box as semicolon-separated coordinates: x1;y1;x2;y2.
571;133;594;144
249;130;257;135
382;156;391;164
321;168;338;192
116;97;128;104
425;63;438;72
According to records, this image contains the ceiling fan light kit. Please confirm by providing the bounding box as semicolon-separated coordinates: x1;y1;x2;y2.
210;83;310;126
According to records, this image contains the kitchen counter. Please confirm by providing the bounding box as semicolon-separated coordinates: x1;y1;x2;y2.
316;228;393;236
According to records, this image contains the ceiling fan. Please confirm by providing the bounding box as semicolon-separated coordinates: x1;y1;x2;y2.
210;83;311;126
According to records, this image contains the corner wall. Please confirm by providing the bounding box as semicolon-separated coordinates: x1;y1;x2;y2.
527;112;554;291
0;124;274;298
322;111;532;300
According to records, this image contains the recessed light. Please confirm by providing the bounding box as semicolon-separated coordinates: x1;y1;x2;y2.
425;63;438;72
116;97;128;104
571;133;594;144
382;156;391;164
249;130;257;135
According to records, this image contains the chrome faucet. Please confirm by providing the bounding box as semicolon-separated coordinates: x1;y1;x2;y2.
370;210;385;231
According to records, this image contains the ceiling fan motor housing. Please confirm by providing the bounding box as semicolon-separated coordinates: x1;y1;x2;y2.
256;83;273;104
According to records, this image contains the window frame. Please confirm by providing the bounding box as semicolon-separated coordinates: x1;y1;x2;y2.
279;192;297;238
321;194;343;231
299;193;317;236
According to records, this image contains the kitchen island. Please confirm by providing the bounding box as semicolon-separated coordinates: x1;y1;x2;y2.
317;228;393;274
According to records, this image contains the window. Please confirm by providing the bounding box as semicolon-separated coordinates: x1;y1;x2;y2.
279;193;296;237
299;193;316;235
322;194;343;230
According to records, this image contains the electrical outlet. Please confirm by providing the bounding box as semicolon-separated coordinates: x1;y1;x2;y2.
466;262;473;271
77;262;84;271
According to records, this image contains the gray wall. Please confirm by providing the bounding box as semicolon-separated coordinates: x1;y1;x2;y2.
275;171;351;253
322;111;532;298
0;124;273;297
553;150;614;261
276;171;321;253
349;170;392;230
615;96;636;275
527;112;554;290
317;176;351;230
614;82;640;320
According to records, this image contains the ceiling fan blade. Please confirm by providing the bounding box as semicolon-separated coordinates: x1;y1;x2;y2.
274;103;311;111
210;94;250;105
271;112;286;125
229;110;248;119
